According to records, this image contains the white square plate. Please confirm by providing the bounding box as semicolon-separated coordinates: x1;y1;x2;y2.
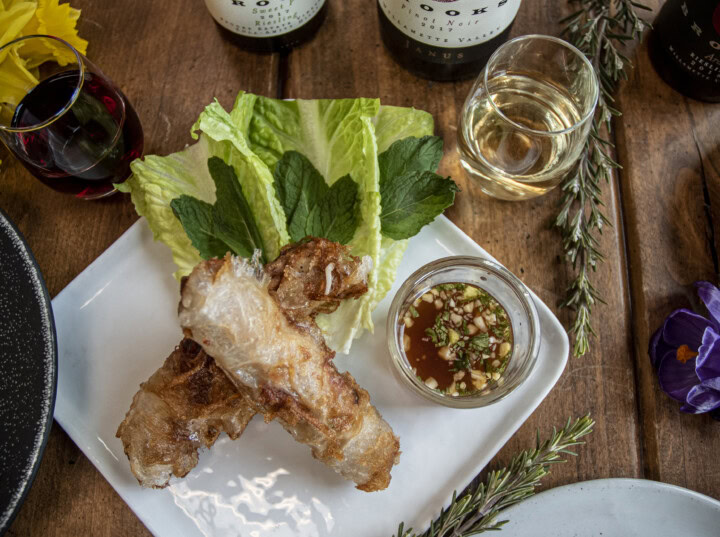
52;216;568;537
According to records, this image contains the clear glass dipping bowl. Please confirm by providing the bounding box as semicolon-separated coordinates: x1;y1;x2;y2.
386;256;541;408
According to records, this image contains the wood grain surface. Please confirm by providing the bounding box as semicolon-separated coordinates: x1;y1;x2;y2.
2;0;718;535
614;0;720;498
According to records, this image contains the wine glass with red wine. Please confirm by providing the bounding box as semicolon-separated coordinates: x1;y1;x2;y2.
0;35;143;200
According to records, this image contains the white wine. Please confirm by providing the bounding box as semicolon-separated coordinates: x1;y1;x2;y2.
458;74;587;200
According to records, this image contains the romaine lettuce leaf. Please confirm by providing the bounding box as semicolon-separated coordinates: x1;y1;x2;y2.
119;99;289;279
192;100;289;261
238;95;383;353
119;136;214;279
373;105;434;153
365;106;436;323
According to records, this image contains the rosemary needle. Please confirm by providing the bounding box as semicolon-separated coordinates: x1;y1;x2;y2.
555;0;651;356
392;415;595;537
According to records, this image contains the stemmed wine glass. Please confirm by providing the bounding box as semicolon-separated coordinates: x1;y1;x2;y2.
0;35;143;200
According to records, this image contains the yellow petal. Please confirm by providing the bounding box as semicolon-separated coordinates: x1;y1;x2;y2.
20;0;87;68
0;47;38;111
0;2;36;63
2;1;36;9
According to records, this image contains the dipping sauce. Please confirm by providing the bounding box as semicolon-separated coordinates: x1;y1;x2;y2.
400;282;513;396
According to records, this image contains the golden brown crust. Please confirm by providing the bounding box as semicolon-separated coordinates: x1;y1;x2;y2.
179;243;400;492
115;339;255;488
119;238;396;491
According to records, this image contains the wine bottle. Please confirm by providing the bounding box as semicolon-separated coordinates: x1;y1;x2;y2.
204;0;327;53
377;0;523;81
648;0;720;102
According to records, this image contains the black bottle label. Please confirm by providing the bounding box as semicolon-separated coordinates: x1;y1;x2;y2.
204;0;325;38
654;1;720;91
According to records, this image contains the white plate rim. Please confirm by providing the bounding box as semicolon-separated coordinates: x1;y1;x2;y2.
500;478;720;535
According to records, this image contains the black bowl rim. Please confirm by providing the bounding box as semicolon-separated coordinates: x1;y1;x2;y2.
0;207;58;536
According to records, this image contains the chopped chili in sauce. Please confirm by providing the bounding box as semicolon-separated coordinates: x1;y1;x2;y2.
400;282;513;396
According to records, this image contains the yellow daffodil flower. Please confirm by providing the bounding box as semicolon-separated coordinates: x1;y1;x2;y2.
0;1;87;106
18;0;88;68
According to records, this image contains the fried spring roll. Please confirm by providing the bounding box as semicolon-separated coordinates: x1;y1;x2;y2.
178;253;400;491
116;338;255;488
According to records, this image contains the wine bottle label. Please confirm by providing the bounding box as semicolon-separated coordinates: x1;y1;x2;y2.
656;1;720;89
204;0;325;38
378;0;521;49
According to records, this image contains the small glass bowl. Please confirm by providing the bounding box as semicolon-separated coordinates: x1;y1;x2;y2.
386;256;541;408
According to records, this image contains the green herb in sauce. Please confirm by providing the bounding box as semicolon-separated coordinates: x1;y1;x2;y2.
401;282;513;397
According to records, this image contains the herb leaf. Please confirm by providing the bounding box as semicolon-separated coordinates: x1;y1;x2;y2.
171;157;265;261
391;416;595;537
306;174;359;244
210;157;267;261
378;136;459;240
380;170;459;240
451;352;471;372
468;333;490;353
170;196;228;259
273;151;329;243
273;151;359;244
378;135;443;188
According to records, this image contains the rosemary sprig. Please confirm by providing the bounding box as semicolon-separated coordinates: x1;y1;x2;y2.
556;0;651;356
392;415;594;537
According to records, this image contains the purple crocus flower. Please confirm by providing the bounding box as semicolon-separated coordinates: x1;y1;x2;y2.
649;281;720;420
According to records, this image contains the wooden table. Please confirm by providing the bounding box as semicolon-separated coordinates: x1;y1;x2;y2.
4;1;719;535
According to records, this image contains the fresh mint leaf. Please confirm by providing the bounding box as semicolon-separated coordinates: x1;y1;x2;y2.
380;170;459;240
209;157;266;261
273;151;329;243
378;135;443;187
170;196;228;260
378;135;459;240
273;151;359;244
171;157;265;261
306;175;359;244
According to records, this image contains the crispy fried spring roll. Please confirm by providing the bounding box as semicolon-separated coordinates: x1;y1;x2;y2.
116;338;255;488
178;251;400;492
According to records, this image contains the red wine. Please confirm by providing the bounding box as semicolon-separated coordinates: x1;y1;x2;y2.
377;0;522;81
204;0;327;52
649;0;720;102
11;70;143;199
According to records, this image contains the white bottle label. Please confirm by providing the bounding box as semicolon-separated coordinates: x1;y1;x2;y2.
204;0;325;38
379;0;521;49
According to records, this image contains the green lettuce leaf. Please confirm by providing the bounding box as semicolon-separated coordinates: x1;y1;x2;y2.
119;99;288;279
192;100;289;260
364;109;437;326
373;105;435;153
119;136;214;279
238;95;383;353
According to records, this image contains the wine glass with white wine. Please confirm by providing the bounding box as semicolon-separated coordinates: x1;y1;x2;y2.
458;34;598;201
